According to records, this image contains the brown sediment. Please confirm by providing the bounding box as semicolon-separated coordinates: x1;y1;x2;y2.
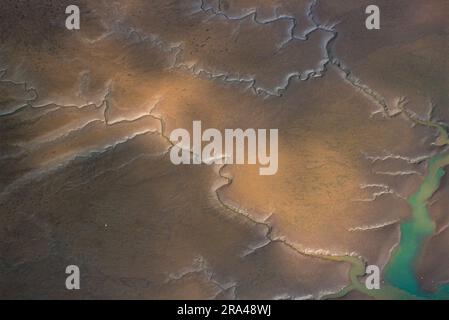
0;0;447;299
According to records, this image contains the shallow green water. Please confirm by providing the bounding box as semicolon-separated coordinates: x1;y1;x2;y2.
383;152;449;299
326;137;449;300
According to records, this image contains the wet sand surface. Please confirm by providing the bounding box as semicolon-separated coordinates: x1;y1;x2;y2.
0;0;448;299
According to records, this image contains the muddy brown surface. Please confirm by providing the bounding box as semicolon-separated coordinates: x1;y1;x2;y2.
0;0;447;299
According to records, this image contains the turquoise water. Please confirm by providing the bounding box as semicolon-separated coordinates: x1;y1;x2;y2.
384;153;449;298
324;127;449;300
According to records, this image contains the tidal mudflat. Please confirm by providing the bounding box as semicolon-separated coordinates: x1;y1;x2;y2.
0;0;448;299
